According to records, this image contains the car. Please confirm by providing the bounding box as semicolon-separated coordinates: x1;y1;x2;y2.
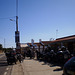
63;56;75;75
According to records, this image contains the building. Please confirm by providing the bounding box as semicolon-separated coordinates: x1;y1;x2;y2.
20;35;75;54
49;35;75;53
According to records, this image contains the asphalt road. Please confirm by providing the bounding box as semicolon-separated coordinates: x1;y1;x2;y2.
0;53;13;75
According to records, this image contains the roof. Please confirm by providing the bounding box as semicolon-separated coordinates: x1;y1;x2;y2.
56;35;75;40
42;41;52;44
41;35;75;44
23;35;75;47
50;35;75;44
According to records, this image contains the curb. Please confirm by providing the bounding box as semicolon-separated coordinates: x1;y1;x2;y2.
21;62;24;75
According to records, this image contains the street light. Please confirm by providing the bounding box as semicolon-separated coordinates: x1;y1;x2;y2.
10;19;15;21
10;0;20;52
15;0;20;52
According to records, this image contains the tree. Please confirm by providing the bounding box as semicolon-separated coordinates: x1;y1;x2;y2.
0;44;2;50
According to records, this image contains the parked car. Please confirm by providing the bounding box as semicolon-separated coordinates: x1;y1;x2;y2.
63;56;75;75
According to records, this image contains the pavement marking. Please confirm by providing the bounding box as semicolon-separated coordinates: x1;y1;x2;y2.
4;72;7;75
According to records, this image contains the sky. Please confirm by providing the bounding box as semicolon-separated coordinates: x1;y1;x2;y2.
0;0;75;48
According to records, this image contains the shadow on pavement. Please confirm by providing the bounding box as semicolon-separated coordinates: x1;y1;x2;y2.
35;59;64;72
0;62;8;67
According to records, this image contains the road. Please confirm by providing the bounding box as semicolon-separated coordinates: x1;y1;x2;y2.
0;53;63;75
0;53;13;75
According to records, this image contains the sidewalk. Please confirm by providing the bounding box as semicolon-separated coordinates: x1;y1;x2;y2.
22;58;63;75
11;58;63;75
11;62;24;75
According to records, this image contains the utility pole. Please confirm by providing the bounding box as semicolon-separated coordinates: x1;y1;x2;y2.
16;0;18;32
15;0;20;52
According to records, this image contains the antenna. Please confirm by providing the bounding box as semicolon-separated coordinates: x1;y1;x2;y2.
56;29;58;39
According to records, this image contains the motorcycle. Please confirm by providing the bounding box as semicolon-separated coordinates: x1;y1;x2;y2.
63;50;70;63
17;53;23;63
56;51;64;64
6;52;17;65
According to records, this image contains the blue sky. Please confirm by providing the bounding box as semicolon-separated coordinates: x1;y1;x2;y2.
0;0;75;48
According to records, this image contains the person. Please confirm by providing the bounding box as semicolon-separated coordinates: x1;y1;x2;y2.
50;50;55;62
36;50;40;60
63;48;70;63
16;52;23;63
23;50;26;59
57;48;64;64
28;49;32;59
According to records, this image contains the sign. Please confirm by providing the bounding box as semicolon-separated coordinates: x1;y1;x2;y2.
15;31;20;43
39;39;44;46
31;39;34;45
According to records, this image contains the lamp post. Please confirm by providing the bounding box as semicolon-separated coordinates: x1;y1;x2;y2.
15;0;20;52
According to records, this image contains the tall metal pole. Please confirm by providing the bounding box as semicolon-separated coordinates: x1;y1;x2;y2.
16;0;18;31
16;0;18;17
16;16;18;31
15;0;20;52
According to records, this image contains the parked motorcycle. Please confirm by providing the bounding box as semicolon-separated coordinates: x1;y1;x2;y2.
63;50;70;63
56;51;64;64
16;53;23;63
6;52;17;65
